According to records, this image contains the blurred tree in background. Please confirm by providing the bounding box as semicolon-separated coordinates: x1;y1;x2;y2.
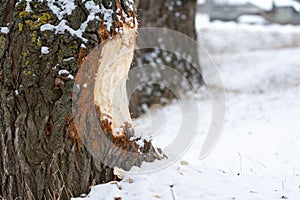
129;0;202;118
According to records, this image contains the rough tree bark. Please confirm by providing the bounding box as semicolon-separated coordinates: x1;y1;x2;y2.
129;0;202;117
0;0;159;199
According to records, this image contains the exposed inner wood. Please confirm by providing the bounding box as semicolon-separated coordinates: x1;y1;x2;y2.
72;1;165;170
94;25;136;136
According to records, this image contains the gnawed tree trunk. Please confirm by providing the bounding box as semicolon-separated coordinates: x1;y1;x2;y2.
130;0;202;117
0;0;159;199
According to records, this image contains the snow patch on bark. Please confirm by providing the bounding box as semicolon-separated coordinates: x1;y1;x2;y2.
25;0;32;12
40;20;89;42
47;0;76;20
41;0;136;43
58;69;74;80
41;46;49;54
0;27;9;34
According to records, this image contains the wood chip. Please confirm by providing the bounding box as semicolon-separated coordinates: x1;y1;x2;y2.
180;160;189;165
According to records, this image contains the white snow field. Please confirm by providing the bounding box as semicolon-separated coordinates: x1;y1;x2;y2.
73;22;300;199
196;14;300;55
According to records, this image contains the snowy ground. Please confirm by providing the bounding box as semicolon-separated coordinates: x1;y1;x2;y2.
196;14;300;55
73;21;300;199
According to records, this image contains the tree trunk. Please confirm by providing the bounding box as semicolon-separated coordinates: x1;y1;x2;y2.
0;0;159;199
136;0;198;38
129;0;202;117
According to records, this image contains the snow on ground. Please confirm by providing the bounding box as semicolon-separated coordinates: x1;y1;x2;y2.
198;0;300;12
73;22;300;199
196;14;300;55
201;48;300;93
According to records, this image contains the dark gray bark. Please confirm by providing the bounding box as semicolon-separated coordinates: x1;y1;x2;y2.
0;0;157;199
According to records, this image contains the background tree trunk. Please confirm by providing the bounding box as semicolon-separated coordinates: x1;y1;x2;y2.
0;0;157;199
136;0;198;38
129;0;202;117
